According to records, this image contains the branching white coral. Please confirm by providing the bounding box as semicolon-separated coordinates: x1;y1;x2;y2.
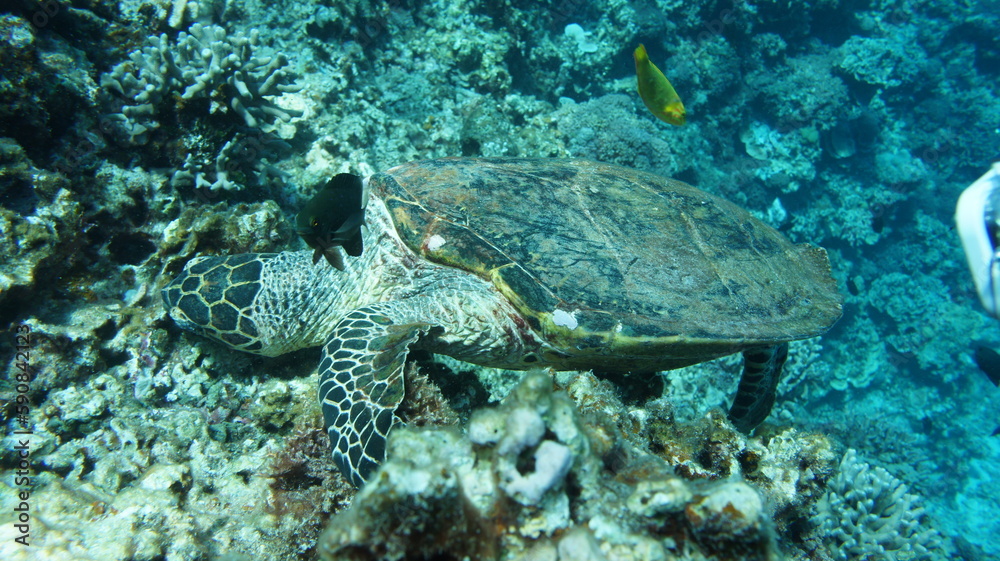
810;449;947;560
101;23;301;143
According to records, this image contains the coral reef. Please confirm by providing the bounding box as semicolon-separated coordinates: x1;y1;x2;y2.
835;33;927;89
555;94;682;176
0;139;79;316
166;0;225;29
749;53;850;131
0;370;352;560
739;121;820;193
0;12;101;159
100;23;303;192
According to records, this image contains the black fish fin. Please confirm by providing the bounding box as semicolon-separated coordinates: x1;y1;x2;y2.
329;173;363;196
346;209;366;229
344;230;364;257
333;210;366;239
324;248;345;271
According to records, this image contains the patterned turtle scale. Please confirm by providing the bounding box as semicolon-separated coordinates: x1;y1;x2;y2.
380;158;841;368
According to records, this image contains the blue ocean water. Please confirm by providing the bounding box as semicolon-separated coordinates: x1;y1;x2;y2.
1;0;998;559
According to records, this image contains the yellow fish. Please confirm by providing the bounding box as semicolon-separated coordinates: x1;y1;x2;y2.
634;44;686;126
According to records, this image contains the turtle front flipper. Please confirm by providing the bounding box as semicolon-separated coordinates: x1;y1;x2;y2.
319;304;432;486
727;343;789;433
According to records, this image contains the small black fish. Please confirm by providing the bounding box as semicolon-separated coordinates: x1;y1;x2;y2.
993;426;1000;437
973;345;1000;387
296;173;365;270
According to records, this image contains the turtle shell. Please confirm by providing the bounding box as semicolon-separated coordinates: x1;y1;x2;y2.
375;157;841;367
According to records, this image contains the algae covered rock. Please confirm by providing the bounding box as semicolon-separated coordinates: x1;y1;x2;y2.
317;371;824;561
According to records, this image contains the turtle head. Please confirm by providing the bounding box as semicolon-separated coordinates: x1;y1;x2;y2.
296;173;366;270
163;252;343;357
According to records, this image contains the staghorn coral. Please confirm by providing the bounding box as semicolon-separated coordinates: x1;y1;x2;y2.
809;449;950;560
166;0;225;29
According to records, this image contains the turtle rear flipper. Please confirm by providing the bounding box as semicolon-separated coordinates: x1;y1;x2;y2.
727;343;789;433
320;304;432;486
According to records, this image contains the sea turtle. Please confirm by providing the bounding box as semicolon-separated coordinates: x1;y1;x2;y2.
162;157;842;486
